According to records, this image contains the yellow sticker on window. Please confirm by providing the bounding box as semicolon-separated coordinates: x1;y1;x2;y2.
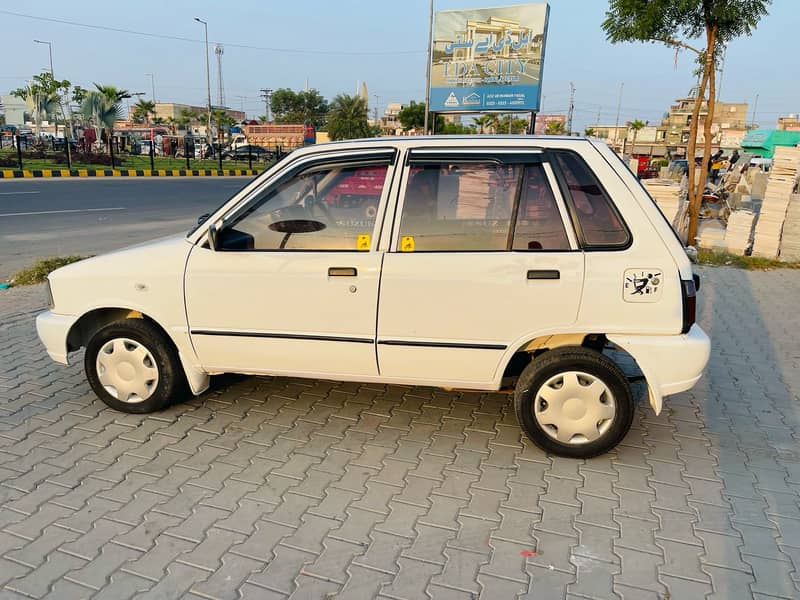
357;234;371;251
400;236;415;252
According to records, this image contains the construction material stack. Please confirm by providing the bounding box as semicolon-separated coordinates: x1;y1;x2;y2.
780;194;800;261
751;146;800;258
724;210;756;255
642;179;687;240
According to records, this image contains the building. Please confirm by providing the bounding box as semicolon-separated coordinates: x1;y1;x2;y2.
379;102;406;135
777;115;800;131
592;125;627;148
153;102;246;131
0;95;28;127
658;96;748;148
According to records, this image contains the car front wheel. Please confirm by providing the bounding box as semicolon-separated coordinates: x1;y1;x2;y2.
85;318;187;413
514;346;634;458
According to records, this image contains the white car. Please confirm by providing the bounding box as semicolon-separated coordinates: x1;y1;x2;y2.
37;136;710;458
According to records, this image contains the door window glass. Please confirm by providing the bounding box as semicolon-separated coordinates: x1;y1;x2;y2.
512;164;570;251
552;151;630;247
223;163;388;250
398;163;521;251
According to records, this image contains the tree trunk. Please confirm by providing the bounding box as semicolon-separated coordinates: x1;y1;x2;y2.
685;32;714;245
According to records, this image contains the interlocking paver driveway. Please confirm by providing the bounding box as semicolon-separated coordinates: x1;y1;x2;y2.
0;266;799;599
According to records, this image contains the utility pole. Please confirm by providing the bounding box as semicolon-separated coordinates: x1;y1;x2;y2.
260;88;273;123
194;17;212;144
373;94;380;132
614;82;624;150
566;82;575;135
423;0;434;134
33;40;53;77
595;106;601;126
145;73;157;103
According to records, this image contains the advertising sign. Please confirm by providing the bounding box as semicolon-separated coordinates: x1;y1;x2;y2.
430;3;549;113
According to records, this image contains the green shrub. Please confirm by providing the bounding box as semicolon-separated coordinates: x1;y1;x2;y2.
11;255;89;285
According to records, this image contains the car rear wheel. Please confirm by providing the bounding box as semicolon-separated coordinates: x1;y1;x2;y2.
85;318;187;413
514;346;634;458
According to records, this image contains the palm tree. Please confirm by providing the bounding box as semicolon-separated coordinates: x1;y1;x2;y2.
175;108;198;132
257;115;268;124
628;119;645;153
545;120;566;135
474;115;494;134
584;127;596;137
81;84;129;160
327;94;372;140
211;108;236;148
131;99;156;125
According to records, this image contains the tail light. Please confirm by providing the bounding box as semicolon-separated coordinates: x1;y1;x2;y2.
681;277;697;334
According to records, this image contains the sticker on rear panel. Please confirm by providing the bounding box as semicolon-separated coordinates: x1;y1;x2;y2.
623;269;663;303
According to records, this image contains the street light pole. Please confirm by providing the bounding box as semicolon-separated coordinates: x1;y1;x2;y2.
34;39;53;77
194;17;213;149
145;73;157;103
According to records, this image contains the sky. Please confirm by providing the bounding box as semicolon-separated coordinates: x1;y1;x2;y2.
1;0;797;133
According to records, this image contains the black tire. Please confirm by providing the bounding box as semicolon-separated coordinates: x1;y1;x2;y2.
84;318;188;414
514;346;634;458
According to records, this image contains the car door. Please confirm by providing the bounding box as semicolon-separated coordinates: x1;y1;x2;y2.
376;149;585;388
185;149;397;378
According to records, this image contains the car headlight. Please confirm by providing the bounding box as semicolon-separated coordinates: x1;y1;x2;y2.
45;277;54;310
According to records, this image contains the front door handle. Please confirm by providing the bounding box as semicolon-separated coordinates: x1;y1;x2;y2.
328;267;358;277
527;269;560;280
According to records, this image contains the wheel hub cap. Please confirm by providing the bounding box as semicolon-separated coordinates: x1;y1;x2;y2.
534;371;616;445
96;338;159;403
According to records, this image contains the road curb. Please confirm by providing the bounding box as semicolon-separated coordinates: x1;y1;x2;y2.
0;168;259;179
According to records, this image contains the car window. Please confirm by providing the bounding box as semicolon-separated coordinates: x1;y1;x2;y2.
398;163;521;251
552;150;630;247
222;163;388;251
512;164;570;251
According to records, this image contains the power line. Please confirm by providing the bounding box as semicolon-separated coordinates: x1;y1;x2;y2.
0;9;424;56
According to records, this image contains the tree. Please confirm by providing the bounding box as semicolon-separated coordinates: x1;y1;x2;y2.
628;119;645;152
270;88;329;127
175;108;198;131
440;122;478;135
211;108;237;146
398;101;444;132
81;83;130;158
474;115;494;134
326;94;373;140
131;99;156;125
494;115;529;135
11;72;71;138
545;120;566;135
584;127;596;137
257;115;268;124
603;0;771;244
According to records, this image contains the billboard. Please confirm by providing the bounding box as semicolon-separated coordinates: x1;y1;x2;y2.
430;3;549;113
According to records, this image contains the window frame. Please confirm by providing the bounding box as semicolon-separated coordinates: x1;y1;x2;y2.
389;148;579;254
545;148;633;251
215;150;398;253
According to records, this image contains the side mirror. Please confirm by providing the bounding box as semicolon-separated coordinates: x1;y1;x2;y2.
207;223;219;251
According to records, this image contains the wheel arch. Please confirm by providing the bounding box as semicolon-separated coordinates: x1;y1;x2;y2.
500;333;608;383
67;307;210;395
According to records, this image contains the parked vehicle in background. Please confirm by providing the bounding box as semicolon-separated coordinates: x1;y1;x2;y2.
221;145;273;161
36;136;710;458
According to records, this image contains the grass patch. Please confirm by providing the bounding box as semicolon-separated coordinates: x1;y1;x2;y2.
697;248;800;270
10;255;90;286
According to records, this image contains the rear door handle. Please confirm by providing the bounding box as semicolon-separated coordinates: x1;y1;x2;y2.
527;269;560;280
328;267;358;277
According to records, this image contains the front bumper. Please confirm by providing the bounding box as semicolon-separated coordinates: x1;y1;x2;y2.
608;324;711;414
35;310;78;365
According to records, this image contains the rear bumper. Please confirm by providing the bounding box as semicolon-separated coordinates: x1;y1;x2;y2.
608;324;710;414
35;311;78;365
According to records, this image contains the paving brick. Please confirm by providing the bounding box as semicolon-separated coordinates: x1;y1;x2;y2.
568;554;619;600
246;545;315;594
340;563;393;599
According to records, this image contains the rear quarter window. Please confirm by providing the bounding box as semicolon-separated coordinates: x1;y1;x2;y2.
552;150;631;249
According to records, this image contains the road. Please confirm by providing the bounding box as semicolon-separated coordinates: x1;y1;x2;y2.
0;177;251;279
